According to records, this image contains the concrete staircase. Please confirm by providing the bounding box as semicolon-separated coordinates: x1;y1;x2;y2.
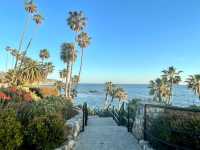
75;116;141;150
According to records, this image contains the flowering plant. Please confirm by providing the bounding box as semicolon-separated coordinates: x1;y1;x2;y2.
0;92;11;101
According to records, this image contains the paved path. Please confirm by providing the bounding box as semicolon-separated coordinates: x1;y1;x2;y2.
75;116;141;150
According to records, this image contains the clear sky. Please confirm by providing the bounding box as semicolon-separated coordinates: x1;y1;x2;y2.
1;0;200;84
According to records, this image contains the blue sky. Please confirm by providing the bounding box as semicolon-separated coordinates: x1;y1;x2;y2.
1;0;200;84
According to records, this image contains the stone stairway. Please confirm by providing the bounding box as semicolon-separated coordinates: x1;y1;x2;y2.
75;116;141;150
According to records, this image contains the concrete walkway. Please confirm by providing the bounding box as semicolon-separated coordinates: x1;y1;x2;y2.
75;116;141;150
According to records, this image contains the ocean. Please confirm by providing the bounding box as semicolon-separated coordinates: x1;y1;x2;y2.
75;84;200;108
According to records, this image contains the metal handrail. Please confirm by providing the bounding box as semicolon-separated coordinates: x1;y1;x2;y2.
81;102;88;132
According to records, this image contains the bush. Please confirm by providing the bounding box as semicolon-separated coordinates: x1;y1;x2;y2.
148;111;200;150
128;98;141;121
0;109;23;150
40;87;59;97
25;114;65;150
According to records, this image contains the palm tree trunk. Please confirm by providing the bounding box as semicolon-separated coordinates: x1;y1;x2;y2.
118;99;121;110
104;92;108;109
65;62;71;98
15;14;30;69
78;48;84;79
19;25;39;69
107;96;114;109
68;64;73;99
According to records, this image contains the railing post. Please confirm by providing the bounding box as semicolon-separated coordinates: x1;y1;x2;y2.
112;106;114;119
127;104;130;132
82;103;85;132
143;104;147;140
85;103;88;126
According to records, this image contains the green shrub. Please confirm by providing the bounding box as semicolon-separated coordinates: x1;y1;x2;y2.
148;111;200;150
17;96;76;125
0;109;23;150
25;114;65;150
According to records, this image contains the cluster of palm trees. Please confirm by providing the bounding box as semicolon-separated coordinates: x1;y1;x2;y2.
149;66;200;105
104;82;128;109
3;1;54;86
60;11;91;99
149;66;182;105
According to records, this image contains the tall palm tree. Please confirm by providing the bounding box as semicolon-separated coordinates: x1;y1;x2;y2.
60;43;77;98
186;75;200;100
76;32;91;79
149;78;171;104
20;13;44;68
67;11;86;32
15;0;37;68
104;82;113;108
162;66;182;102
39;49;50;64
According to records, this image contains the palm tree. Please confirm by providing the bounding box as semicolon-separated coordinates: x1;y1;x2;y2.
104;82;113;108
54;80;64;95
149;78;171;104
39;49;50;63
76;32;91;79
115;87;128;109
20;13;44;68
186;75;200;100
67;11;86;32
60;43;77;98
71;75;80;88
59;69;67;81
162;66;182;102
15;0;37;68
43;62;54;78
